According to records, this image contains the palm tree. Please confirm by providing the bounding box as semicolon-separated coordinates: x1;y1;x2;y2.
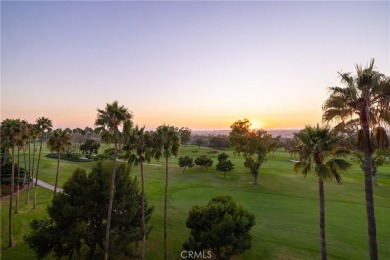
154;125;180;260
33;117;53;209
293;125;351;260
322;59;389;260
26;124;39;204
124;125;154;259
47;129;72;197
95;101;133;260
1;118;23;247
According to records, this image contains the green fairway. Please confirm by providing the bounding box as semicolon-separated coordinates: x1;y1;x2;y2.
1;145;390;259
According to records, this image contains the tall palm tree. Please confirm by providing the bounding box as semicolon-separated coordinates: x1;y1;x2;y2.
26;124;39;204
33;117;53;209
95;101;133;260
47;129;72;197
322;59;389;260
154;125;180;260
1;118;23;247
293;125;351;260
124;125;154;259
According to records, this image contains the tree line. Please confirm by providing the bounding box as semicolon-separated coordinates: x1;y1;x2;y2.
178;152;235;177
1;59;389;259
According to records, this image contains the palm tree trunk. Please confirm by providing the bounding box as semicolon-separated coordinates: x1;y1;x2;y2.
141;161;145;260
23;145;27;184
54;151;60;197
104;142;118;260
319;177;327;260
15;146;20;214
28;140;36;204
364;151;377;260
26;141;31;204
3;147;8;165
8;147;15;247
164;156;169;260
33;133;44;209
362;115;378;260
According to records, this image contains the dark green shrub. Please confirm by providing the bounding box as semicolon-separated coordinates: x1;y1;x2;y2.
178;156;194;172
24;161;153;259
1;162;26;185
183;195;255;259
46;153;90;162
79;139;100;155
93;154;113;161
194;155;213;170
216;152;235;177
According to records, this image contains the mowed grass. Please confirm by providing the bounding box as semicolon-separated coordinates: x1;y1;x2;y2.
1;145;390;259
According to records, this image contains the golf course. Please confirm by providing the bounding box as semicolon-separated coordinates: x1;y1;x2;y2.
2;144;389;259
2;1;390;259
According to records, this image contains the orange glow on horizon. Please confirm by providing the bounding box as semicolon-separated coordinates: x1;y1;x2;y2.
248;119;263;130
3;108;320;131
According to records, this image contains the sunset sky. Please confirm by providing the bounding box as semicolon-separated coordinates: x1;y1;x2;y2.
2;1;389;130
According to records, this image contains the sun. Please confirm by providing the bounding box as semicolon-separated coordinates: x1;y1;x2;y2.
249;119;263;130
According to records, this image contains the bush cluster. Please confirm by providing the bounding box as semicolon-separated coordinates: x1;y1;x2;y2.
1;162;27;185
46;153;91;162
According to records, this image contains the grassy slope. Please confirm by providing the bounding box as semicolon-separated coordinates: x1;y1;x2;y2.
1;145;389;259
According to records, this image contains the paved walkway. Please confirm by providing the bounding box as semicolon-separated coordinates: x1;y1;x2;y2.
144;163;162;166
32;178;64;193
29;161;162;193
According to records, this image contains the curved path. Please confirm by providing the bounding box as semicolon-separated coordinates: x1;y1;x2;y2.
30;160;163;193
32;178;64;193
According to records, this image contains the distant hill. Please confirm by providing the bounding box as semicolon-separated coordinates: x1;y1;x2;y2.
192;129;299;139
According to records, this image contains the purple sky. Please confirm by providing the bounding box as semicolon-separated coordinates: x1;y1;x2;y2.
2;1;389;130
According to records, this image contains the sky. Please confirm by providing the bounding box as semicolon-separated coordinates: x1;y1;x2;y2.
1;1;389;130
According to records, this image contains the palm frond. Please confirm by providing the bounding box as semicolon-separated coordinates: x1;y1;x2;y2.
338;73;354;87
326;158;352;172
372;127;389;148
294;160;312;176
315;164;332;180
357;129;367;152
